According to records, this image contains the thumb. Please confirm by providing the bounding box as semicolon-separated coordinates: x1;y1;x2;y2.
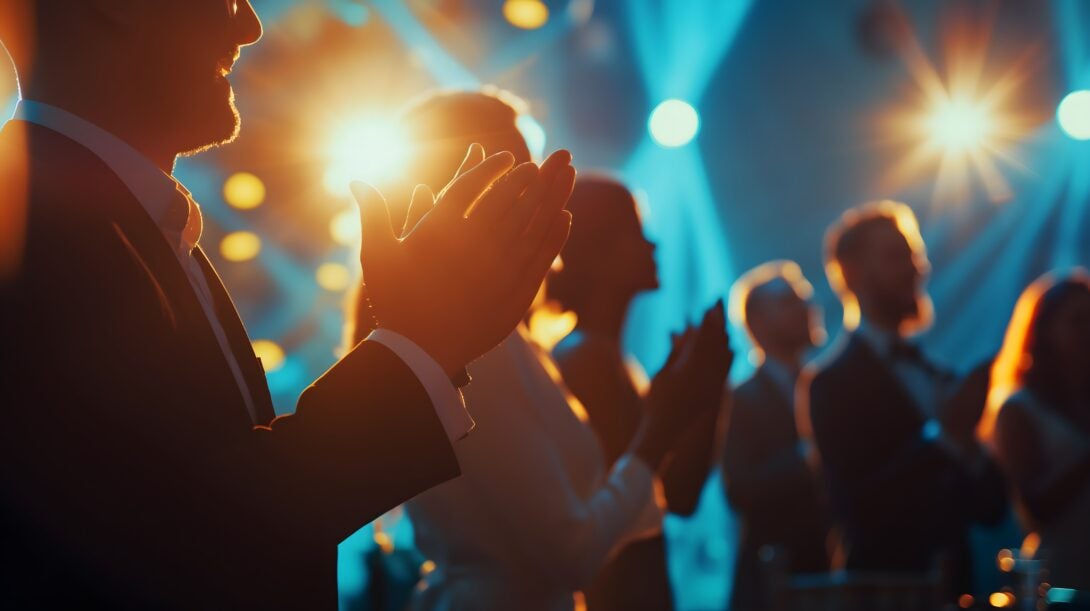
351;181;396;261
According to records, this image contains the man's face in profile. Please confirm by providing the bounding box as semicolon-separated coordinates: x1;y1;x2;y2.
134;1;262;156
857;222;926;324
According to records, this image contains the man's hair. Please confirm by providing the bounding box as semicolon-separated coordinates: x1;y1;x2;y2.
399;86;535;166
728;260;814;356
822;199;926;328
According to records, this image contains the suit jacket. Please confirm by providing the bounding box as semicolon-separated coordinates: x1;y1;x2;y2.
722;365;829;611
800;334;1006;584
0;121;460;610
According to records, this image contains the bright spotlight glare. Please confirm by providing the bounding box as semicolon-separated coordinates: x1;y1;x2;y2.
649;99;700;148
324;118;411;197
925;98;994;154
1057;90;1090;140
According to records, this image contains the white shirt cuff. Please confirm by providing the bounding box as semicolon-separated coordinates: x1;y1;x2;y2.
366;328;474;442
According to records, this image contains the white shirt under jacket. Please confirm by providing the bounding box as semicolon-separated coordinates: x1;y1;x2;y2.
407;327;664;611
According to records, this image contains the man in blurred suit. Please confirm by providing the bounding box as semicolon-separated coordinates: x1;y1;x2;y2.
0;1;573;609
799;201;1006;599
722;261;830;611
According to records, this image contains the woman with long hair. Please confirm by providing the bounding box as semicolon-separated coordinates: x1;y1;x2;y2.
548;176;733;611
984;271;1090;588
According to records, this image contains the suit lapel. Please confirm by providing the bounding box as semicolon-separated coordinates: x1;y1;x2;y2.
92;154;257;424
848;334;926;427
192;247;277;425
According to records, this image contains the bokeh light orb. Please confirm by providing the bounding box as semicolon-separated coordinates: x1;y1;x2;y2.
316;262;352;292
330;208;361;245
223;172;266;210
219;231;262;262
503;0;549;30
1057;90;1090;140
649;99;700;148
251;340;285;372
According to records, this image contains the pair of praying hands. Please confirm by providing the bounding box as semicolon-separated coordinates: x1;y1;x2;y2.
352;144;576;377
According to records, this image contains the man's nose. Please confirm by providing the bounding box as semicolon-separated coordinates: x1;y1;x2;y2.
232;0;263;47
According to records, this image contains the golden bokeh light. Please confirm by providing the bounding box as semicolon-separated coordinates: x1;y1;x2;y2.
988;592;1015;608
316;262;352;292
251;339;285;372
330;208;360;245
219;231;262;262
223;172;266;210
503;0;549;30
997;548;1016;572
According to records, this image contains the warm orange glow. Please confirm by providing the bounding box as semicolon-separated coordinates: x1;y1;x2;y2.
0;119;27;282
222;172;266;209
527;306;578;353
251;340;285;372
989;592;1016;608
420;560;436;576
374;531;394;554
525;325;590;423
1021;531;1041;559
881;14;1036;206
330;208;360;246
316;262;352;292
503;0;549;30
979;274;1053;441
958;594;975;608
220;231;262;262
997;548;1015;572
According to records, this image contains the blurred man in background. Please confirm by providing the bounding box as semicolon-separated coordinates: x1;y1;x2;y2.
722;261;831;611
799;201;1006;600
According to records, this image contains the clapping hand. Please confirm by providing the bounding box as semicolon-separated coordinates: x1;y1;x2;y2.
635;299;734;470
352;145;575;378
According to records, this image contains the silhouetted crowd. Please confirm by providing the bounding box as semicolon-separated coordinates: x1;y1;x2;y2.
1;3;1088;611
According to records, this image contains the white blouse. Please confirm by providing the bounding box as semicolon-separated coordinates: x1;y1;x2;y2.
407;328;664;611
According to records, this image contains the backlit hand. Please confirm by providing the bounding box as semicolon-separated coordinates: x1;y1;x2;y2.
353;144;575;377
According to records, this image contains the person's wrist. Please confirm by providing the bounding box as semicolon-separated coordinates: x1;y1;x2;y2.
375;322;468;381
631;423;671;472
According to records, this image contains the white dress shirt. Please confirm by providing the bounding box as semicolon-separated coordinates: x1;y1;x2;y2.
407;328;664;611
11;100;471;439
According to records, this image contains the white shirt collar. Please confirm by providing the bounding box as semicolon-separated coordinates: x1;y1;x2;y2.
12;99;201;254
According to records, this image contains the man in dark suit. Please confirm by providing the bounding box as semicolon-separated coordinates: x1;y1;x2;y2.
722;261;830;611
0;1;574;609
798;201;1006;599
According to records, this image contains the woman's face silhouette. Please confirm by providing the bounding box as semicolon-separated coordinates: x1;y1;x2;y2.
598;197;659;294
